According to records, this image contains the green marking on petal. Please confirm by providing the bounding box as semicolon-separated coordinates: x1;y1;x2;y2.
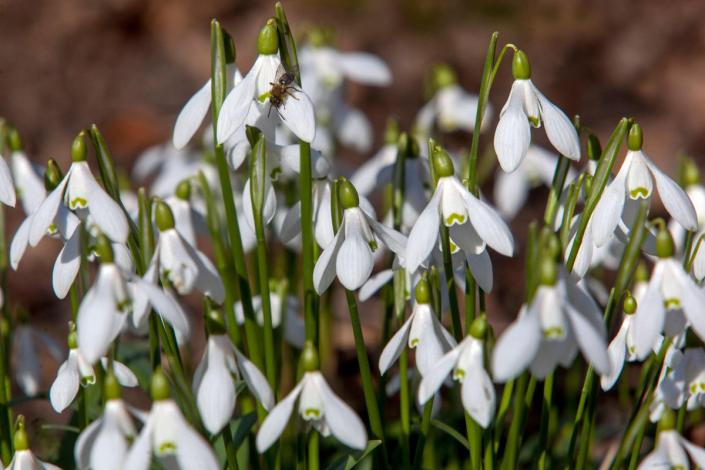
449;239;459;253
629;187;649;199
528;116;540;127
47;223;58;235
664;298;680;309
70;197;88;209
410;338;419;348
158;442;177;454
304;408;320;419
452;369;465;381
117;299;132;312
700;382;705;391
368;240;378;251
628;345;636;355
691;383;698;393
445;213;466;226
543;327;563;339
257;92;271;103
80;375;96;386
270;167;282;181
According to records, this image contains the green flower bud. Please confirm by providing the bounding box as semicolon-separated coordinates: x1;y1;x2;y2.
384;118;400;145
627;123;643;151
257;19;279;55
154;200;175;231
432;145;455;178
512;50;531;80
94;234;114;264
634;261;649;283
205;309;227;336
71;131;88;162
307;27;329;48
679;157;700;188
587;134;602;161
104;370;122;400
13;415;28;451
469;314;488;340
583;174;593;196
338;178;360;209
44;159;64;191
6;126;22;152
431;63;457;91
655;225;675;259
415;279;431;304
539;257;558;286
543;230;561;261
623;291;637;315
150;368;170;401
175;179;191;201
301;341;319;372
67;323;78;349
0;317;8;337
657;407;676;432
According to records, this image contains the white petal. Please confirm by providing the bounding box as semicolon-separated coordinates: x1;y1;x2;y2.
491;304;541;382
279;201;302;244
196;349;235;434
494;82;531;172
633;263;666;360
29;176;68;246
366;215;407;256
461;367;496;428
414;310;452;376
565;300;610;376
336;233;373;290
234;348;274;410
10;216;31;271
279;145;331;178
337;52;392;85
378;313;414;374
279;89;316;143
0;156;16;207
335;106;373;153
217;71;256;144
75;418;102;469
122;416;154;470
84;171;129;243
600;320;628;391
673;266;705;343
493;166;529;219
313;227;344;294
466;249;493;293
682;437;705;467
315;373;368;449
535;88;580;161
627;152;653;199
135;279;190;338
173;417;220;470
457;182;514;256
52;231;81;299
90;417;129;470
405;188;441;273
591;171;627;247
359;269;394;302
11;151;45;214
645;158;698;231
173;80;212;149
350;145;396;196
417;344;462;405
256;381;304;452
49;356;79;412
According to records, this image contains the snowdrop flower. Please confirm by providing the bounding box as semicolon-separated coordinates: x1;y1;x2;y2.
193;311;274;434
631;228;705;360
11;322;63;396
493;50;580;173
601;292;639;390
418;316;495;427
405;145;514;275
492;259;611;381
313;179;406;292
379;279;456;377
149;200;224;302
638;409;705;469
656;347;705;413
50;327;137;413
29;132;129;246
124;369;219;470
217;21;315;144
416;64;491;136
6;416;61;470
669;160;705;280
76;236;131;364
9;144;44;215
591;124;697;247
234;290;305;348
74;373;137;470
256;344;367;452
164;180;198;246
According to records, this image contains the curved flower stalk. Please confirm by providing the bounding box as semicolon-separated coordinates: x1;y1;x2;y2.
6;416;61;470
234;291;305;348
418;317;496;427
11;323;63;396
256;344;367;453
123;370;219;470
591;124;697;247
493;50;580;173
74;373;137;470
638;410;705;469
217;20;315;145
492;261;610;382
29;133;128;246
405;145;514;276
379;279;455;378
193;311;274;434
313;179;406;292
416;64;492;137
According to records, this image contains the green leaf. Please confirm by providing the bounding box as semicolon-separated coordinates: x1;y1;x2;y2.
323;440;381;470
430;419;470;451
231;412;258;449
250;134;266;216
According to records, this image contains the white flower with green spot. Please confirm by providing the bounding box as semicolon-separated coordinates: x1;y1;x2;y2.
638;413;705;469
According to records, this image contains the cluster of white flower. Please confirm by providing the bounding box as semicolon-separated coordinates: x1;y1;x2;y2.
2;8;705;470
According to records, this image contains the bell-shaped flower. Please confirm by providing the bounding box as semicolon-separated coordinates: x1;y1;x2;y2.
669;168;705;280
405;146;514;274
217;21;315;144
418;317;495;427
379;279;456;377
29;135;129;245
492;261;610;382
234;290;305;348
638;410;705;469
164;180;200;246
256;356;367;453
11;323;63;396
591;125;697;247
50;327;137;413
10;149;45;215
6;416;62;470
74;374;137;470
124;370;219;470
193;314;274;434
601;294;639;390
493;50;580;173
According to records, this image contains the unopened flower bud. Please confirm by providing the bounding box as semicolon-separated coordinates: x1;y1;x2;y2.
469;314;488;340
71;131;88;162
539;257;557;286
512;50;531;80
679;157;700;188
175;179;191;201
657;408;676;433
154;200;175;231
6;126;22;152
150;368;170;401
655;225;675;259
431;63;457;92
44;159;64;191
257;19;279;55
415;279;431;304
623;291;637;315
634;261;649;283
338;179;360;209
104;370;122;400
384;119;400;145
14;415;28;451
67;323;78;349
301;341;319;372
627;123;643;151
432;145;454;178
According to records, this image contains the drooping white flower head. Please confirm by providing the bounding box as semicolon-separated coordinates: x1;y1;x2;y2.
256;370;367;453
164;180;199;247
313;179;406;293
379;279;456;377
492;263;611;382
493;50;580;173
234;292;305;349
591;125;697;248
405;147;514;275
11;324;63;397
638;412;705;469
10;149;44;215
217;21;315;145
6;416;62;470
668;170;705;280
193;325;274;434
601;294;639;391
418;321;496;428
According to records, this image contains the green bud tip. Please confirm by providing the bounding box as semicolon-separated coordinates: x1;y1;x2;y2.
655;225;675;259
154;200;175;231
307;27;330;48
657;407;676;432
543;231;561;261
414;279;431;304
14;415;28;451
71;131;88;162
623;292;637;315
397;133;409;155
67;325;78;349
627;123;643;151
7;126;22;152
338;179;360;209
94;234;114;264
301;341;319;372
206;309;227;336
634;261;649;283
384;119;400;145
175;179;191;201
431;63;457;91
150;368;170;401
587;134;602;161
104;370;122;400
469;314;488;340
257;19;279;55
512;50;531;80
679;157;701;188
432;145;455;178
539;256;558;286
44;159;63;191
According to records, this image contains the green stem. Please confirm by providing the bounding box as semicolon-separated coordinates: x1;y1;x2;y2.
466;413;482;470
307;431;319;470
222;424;240;470
399;346;411;469
543;156;571;227
300;142;317;345
439;225;462;342
412;399;434;470
537;373;554;469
